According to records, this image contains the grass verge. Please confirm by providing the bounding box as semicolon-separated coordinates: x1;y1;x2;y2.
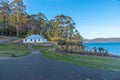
41;48;120;71
0;43;30;57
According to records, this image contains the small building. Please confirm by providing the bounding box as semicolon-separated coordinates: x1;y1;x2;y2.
23;34;47;43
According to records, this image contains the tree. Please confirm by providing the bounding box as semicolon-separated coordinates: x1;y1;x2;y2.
36;12;50;38
51;14;84;53
26;12;50;38
98;47;104;56
49;19;59;41
49;14;78;41
10;0;26;37
0;0;11;35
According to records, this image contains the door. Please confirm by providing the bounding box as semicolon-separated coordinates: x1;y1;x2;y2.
34;39;36;43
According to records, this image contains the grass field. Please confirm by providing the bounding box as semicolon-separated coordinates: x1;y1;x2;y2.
39;48;120;71
0;43;30;57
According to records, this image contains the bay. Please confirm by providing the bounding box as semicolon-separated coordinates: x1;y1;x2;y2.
84;42;120;56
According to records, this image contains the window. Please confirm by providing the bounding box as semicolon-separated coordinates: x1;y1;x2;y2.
38;39;40;41
25;39;27;41
30;39;32;41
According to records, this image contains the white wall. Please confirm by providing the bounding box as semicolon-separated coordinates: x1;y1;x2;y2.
23;38;47;43
23;39;34;43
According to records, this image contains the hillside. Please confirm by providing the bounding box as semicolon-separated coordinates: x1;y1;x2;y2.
84;38;120;42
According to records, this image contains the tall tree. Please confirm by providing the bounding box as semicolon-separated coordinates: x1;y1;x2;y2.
0;0;11;35
49;19;59;41
26;12;49;38
10;0;26;37
49;14;82;42
36;12;49;37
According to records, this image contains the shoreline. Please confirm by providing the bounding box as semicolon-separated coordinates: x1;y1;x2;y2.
84;42;120;57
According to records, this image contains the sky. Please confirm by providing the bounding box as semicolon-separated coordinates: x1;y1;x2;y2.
9;0;120;39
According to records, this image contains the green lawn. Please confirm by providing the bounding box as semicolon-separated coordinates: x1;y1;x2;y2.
0;43;30;57
40;48;120;71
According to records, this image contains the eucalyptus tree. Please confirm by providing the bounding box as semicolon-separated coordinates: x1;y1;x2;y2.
10;0;26;37
0;0;11;35
26;14;37;34
36;12;50;38
50;14;76;41
26;12;50;38
50;14;83;52
49;19;59;41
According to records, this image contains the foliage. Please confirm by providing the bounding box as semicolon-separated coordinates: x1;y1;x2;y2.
0;0;83;43
0;0;84;51
49;15;82;42
57;39;84;53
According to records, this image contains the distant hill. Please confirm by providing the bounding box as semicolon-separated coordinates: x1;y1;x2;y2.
84;38;120;42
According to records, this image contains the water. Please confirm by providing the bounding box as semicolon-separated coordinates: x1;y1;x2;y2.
84;42;120;56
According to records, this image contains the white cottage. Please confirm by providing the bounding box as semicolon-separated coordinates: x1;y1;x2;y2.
23;34;47;43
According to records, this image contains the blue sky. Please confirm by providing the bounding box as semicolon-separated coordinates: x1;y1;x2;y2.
10;0;120;39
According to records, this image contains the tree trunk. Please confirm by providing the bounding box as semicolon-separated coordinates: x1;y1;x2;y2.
16;25;19;37
1;32;3;36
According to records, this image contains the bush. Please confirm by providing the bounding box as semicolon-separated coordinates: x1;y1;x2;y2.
11;54;15;57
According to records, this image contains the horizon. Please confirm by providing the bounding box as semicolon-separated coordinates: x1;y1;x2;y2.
9;0;120;39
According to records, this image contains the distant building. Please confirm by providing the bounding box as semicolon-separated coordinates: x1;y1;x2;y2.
23;34;47;43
